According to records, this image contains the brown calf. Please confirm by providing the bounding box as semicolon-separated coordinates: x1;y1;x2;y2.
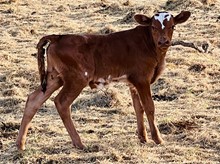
16;11;191;150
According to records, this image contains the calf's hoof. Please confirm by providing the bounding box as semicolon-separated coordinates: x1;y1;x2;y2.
73;142;85;150
138;135;147;143
152;137;164;145
16;141;25;151
136;130;147;143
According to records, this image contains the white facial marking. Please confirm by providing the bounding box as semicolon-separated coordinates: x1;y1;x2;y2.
84;72;88;76
154;13;171;29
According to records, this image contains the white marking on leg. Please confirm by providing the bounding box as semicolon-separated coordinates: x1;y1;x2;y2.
84;72;88;76
154;13;171;29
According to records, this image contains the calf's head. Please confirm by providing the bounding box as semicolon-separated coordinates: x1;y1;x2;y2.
134;11;191;51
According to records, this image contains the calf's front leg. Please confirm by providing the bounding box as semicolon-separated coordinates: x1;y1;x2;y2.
130;79;163;144
129;86;147;143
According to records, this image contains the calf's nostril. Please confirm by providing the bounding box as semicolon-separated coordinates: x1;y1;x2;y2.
165;40;170;45
158;41;163;45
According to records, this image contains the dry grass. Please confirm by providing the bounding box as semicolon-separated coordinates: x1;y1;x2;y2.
0;0;220;163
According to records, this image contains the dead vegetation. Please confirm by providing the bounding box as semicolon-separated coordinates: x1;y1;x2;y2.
0;0;220;163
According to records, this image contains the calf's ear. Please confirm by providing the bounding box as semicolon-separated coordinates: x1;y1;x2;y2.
134;14;151;26
174;11;191;25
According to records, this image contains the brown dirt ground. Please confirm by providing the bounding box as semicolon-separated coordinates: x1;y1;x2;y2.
0;0;220;163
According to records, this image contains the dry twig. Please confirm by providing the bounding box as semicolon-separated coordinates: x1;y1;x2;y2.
172;40;203;53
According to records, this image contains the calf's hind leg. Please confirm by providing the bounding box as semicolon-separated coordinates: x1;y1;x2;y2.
16;71;62;150
54;79;87;149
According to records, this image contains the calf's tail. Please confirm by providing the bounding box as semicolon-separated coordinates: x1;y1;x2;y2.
37;35;59;92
